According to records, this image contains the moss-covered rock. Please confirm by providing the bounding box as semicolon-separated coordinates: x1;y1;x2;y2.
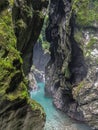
0;0;48;130
45;0;72;97
45;0;87;106
0;0;9;12
12;0;48;75
45;0;98;129
69;1;98;129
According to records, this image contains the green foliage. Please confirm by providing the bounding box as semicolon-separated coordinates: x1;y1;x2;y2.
65;68;71;79
0;8;28;101
42;41;50;53
74;31;83;43
85;37;98;57
0;58;13;70
28;99;45;116
0;8;23;59
0;11;16;46
72;0;98;26
9;0;14;6
87;37;97;49
16;19;27;29
23;5;33;18
0;1;46;122
73;81;85;98
38;15;50;53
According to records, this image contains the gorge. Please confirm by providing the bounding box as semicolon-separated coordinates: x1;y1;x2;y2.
0;0;98;130
30;42;92;130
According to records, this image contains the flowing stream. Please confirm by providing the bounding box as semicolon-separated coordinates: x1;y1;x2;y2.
30;82;92;130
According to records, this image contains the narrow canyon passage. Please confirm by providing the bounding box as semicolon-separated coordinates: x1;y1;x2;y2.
30;43;92;130
1;1;98;130
30;82;92;130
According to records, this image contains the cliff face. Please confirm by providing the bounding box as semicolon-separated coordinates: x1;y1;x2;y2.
12;0;48;75
0;0;48;130
45;0;87;108
45;0;98;129
45;0;72;97
72;12;98;130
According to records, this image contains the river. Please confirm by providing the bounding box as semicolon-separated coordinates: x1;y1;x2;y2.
30;82;92;130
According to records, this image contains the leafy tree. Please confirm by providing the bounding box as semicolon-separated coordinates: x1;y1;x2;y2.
72;0;98;26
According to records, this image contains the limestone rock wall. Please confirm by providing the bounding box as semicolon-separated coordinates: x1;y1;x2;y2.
0;0;48;130
45;0;87;109
45;0;72;97
12;0;48;75
71;17;98;130
45;0;98;129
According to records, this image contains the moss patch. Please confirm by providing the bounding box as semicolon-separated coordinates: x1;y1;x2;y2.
72;80;85;99
72;0;98;26
0;1;45;114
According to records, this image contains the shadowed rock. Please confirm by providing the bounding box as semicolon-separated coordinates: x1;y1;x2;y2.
45;0;98;129
12;0;48;75
0;0;48;130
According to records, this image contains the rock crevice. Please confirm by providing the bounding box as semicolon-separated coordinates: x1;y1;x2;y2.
0;0;48;130
45;0;98;129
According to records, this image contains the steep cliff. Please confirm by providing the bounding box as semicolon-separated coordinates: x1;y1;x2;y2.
12;0;48;75
45;0;87;107
45;0;72;97
71;1;98;129
45;0;98;129
0;0;48;130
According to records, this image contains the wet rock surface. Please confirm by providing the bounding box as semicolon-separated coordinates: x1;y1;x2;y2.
0;99;45;130
0;0;48;130
71;19;98;129
12;0;48;75
45;0;98;129
45;0;72;97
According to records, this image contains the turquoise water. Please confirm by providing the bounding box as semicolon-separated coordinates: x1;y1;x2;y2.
30;82;92;130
